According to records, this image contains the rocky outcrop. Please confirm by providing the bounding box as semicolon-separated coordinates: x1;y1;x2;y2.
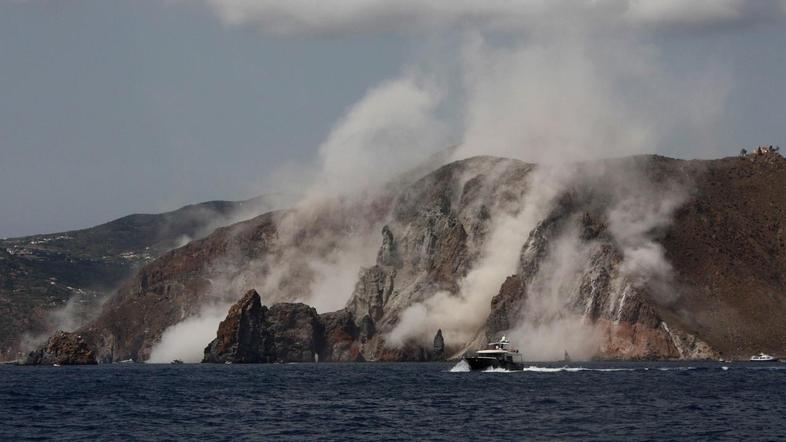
203;289;367;363
203;290;322;363
202;290;273;363
23;331;97;365
265;302;322;363
320;310;364;362
433;329;445;361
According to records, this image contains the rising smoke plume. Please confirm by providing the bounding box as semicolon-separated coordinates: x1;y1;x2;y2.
154;0;786;361
148;72;448;362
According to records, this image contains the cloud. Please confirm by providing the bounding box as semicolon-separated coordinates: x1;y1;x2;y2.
624;0;786;29
203;0;786;35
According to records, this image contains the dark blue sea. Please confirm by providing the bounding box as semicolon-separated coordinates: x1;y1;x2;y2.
1;361;785;441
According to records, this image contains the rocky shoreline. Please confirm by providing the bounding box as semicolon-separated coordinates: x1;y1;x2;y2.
17;154;786;365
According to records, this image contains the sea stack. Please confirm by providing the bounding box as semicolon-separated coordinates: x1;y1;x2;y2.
202;289;274;363
433;329;445;361
203;289;325;364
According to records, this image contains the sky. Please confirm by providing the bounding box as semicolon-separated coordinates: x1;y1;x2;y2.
1;0;785;238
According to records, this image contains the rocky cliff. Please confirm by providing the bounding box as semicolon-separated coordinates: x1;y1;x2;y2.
26;153;786;363
22;331;97;365
0;194;291;360
203;289;364;363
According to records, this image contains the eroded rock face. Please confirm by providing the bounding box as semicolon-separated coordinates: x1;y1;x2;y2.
203;290;367;363
347;157;534;360
36;154;786;362
433;329;445;361
320;310;364;362
23;331;97;365
483;161;719;360
265;303;322;363
203;290;323;363
203;290;273;363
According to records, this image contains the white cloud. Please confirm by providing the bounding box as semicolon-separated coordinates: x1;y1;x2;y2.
204;0;786;35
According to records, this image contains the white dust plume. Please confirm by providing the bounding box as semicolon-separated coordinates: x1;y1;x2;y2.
150;0;786;360
148;302;232;363
387;166;568;347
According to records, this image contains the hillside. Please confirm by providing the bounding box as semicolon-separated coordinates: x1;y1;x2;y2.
0;194;293;359
27;152;786;363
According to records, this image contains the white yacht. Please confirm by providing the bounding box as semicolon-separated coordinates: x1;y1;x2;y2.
750;353;776;362
462;336;525;371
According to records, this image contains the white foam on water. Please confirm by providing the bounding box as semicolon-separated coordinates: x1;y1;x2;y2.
483;366;513;373
449;360;470;372
449;363;769;374
521;366;570;373
521;366;638;373
657;367;697;371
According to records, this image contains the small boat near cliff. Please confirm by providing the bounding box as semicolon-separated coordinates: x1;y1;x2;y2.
750;353;776;362
462;336;525;371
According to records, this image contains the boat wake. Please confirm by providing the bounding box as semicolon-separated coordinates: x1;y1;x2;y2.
522;366;637;373
449;360;470;372
483;366;513;373
449;363;786;374
474;366;640;373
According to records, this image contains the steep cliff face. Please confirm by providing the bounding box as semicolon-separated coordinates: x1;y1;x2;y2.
347;157;534;359
483;193;712;360
484;154;786;360
203;290;274;363
70;156;529;362
29;153;786;363
661;153;786;357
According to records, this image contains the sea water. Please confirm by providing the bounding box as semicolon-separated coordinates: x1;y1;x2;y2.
1;362;785;441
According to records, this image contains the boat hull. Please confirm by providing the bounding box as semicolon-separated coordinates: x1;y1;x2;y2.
463;356;525;371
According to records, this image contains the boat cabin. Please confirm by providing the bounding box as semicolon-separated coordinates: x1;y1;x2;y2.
475;336;524;363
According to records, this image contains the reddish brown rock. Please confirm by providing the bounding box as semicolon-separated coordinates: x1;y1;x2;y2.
33;154;786;363
203;290;273;363
23;330;97;365
203;290;323;364
319;310;364;362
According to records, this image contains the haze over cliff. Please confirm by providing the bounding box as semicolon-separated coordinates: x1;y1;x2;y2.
6;2;786;364
23;149;784;364
0;194;293;360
